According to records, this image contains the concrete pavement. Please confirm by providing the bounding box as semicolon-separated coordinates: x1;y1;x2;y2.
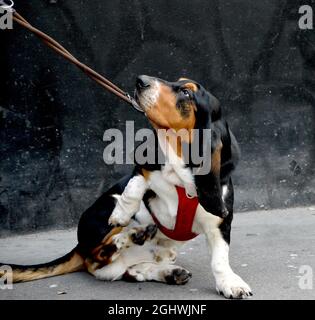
0;207;315;300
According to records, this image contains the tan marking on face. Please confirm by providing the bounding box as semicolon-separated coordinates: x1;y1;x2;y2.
144;82;197;159
145;83;196;132
183;82;198;92
178;78;198;92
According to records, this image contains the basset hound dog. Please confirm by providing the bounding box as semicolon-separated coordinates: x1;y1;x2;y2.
0;76;252;299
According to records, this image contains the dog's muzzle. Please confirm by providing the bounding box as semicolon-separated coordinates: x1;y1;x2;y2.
135;75;160;112
136;75;151;91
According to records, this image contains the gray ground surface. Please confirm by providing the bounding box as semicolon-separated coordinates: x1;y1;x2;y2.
0;207;315;300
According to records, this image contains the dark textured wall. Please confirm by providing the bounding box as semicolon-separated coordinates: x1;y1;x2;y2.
1;0;315;234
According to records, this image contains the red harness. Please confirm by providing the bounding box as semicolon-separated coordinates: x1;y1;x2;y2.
150;186;199;241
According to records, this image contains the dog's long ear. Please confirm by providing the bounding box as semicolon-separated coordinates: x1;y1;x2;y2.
194;126;228;218
191;88;228;217
192;88;221;129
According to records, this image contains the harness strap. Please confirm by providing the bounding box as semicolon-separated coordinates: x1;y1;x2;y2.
151;186;199;241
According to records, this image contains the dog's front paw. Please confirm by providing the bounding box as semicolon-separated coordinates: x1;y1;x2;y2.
109;206;132;227
215;273;252;299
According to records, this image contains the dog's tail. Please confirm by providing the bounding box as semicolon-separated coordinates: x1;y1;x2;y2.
0;246;85;283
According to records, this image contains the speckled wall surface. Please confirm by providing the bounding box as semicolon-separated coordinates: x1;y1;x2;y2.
1;0;315;233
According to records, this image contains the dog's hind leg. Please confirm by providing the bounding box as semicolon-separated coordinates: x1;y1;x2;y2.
121;243;190;285
89;224;158;270
123;262;192;285
88;239;182;283
87;241;157;281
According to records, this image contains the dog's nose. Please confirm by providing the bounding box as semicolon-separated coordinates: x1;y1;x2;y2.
136;75;151;90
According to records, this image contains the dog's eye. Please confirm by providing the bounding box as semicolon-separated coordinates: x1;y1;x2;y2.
181;88;190;98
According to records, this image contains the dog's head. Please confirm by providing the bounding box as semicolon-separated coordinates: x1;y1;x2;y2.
135;75;221;131
135;75;236;218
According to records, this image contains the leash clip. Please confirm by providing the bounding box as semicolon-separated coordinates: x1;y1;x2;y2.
0;0;14;12
125;93;143;113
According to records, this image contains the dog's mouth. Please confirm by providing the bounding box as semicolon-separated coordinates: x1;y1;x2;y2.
134;89;141;108
134;87;161;128
130;90;144;113
134;75;160;113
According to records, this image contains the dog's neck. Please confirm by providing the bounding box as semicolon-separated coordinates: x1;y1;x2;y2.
156;129;197;198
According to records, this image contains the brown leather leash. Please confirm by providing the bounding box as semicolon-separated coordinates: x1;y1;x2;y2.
1;1;142;112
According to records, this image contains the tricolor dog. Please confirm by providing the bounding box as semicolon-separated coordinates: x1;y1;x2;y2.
0;76;252;299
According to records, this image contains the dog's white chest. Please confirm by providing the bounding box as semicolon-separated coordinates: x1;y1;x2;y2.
146;168;181;229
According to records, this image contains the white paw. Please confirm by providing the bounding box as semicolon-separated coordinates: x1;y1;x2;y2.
215;273;252;299
109;206;132;226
